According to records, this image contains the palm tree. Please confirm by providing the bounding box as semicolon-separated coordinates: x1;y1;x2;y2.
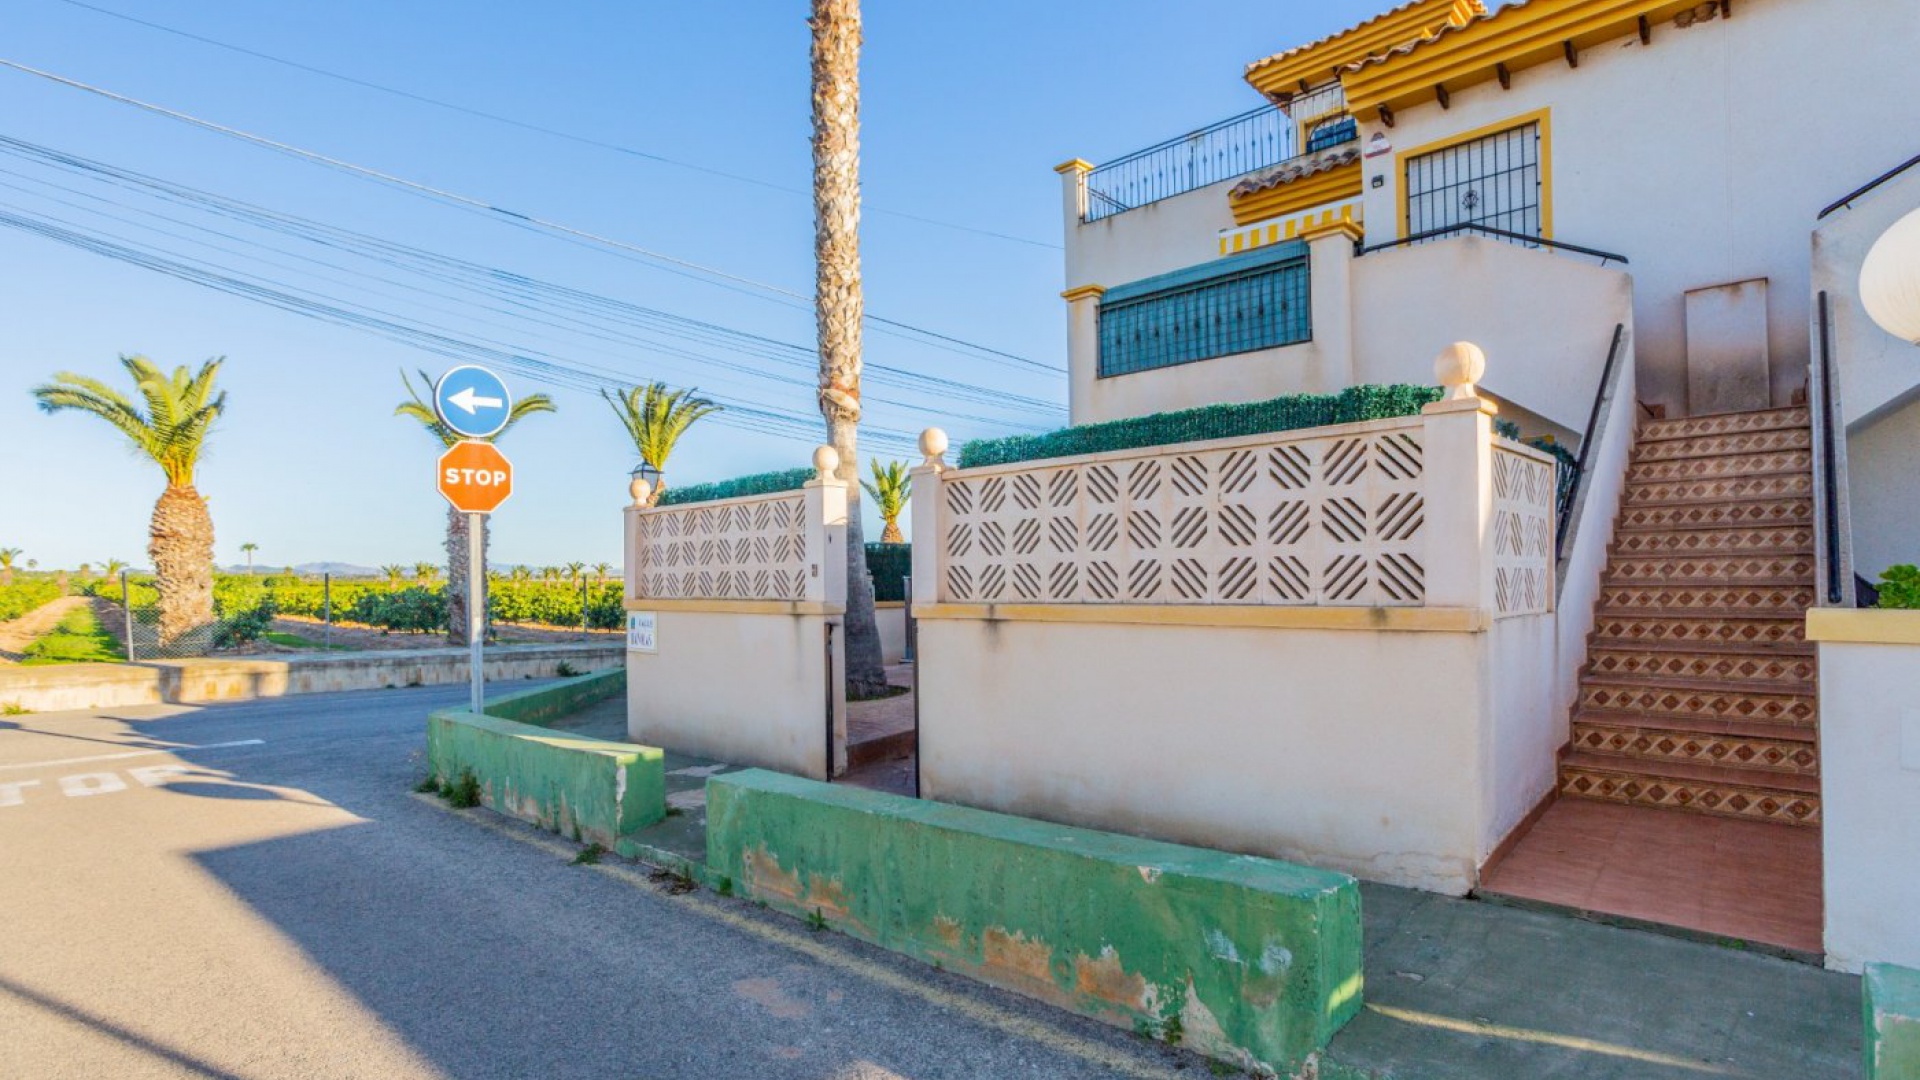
77;563;93;580
811;0;888;698
240;542;258;574
33;356;225;644
395;368;554;645
102;558;126;579
381;564;407;591
510;565;533;583
0;548;20;587
540;566;563;584
862;459;911;544
592;562;613;585
564;561;586;583
603;382;721;505
413;562;437;585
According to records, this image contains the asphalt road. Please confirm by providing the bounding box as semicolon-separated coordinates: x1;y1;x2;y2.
0;684;1201;1080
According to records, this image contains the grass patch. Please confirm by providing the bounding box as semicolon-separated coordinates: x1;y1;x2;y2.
2;702;30;716
440;768;482;809
412;775;440;794
21;607;124;665
572;842;607;866
261;630;351;650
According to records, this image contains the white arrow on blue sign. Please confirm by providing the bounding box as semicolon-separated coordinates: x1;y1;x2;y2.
432;365;514;439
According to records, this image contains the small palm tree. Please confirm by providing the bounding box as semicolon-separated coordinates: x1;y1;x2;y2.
603;382;721;505
240;542;258;575
0;547;20;587
77;563;93;579
381;564;407;591
862;459;911;544
564;561;586;583
396;368;554;645
540;566;563;584
592;562;613;584
413;562;437;585
34;356;226;644
103;558;127;579
510;565;532;583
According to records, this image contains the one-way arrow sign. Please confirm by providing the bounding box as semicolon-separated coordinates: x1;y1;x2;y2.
432;365;513;439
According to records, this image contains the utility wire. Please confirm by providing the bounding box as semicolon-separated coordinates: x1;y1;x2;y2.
0;57;1065;377
50;0;1063;251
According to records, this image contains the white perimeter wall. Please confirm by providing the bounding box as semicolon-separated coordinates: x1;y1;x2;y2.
1356;0;1920;416
916;615;1537;895
626;610;844;780
1815;620;1920;972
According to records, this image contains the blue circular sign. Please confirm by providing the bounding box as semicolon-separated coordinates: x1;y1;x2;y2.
433;365;514;439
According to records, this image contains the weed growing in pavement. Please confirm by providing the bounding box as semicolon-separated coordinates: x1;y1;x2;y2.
2;702;29;715
647;866;698;895
572;843;606;866
1161;1011;1184;1047
555;661;580;677
412;775;440;794
664;805;685;817
806;908;828;933
715;876;733;897
1206;1059;1237;1076
441;768;482;808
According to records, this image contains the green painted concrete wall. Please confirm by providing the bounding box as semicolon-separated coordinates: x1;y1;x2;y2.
705;769;1363;1075
426;669;663;847
476;666;624;728
1868;963;1920;1080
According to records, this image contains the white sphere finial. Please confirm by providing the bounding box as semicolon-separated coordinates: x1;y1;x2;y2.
1862;207;1920;345
1436;341;1487;401
812;444;841;480
629;477;652;507
919;427;950;468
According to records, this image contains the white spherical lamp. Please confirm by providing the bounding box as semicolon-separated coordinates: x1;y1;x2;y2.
1861;206;1920;345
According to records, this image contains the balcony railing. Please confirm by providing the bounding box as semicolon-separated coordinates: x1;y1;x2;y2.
1082;84;1349;222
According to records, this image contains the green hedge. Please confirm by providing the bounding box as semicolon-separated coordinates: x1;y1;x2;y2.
956;384;1442;469
657;468;815;507
866;543;911;602
1880;565;1920;610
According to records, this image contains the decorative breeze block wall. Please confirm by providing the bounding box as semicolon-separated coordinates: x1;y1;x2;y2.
631;492;810;602
1491;445;1555;617
938;423;1430;607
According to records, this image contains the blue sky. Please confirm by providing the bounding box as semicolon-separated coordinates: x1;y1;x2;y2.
0;0;1383;572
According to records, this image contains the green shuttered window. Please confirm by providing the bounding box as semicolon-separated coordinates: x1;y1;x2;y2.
1097;242;1312;378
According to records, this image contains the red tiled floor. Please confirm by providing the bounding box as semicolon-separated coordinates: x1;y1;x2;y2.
1480;798;1822;954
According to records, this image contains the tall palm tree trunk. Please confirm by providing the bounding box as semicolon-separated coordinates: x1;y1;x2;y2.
445;507;490;647
150;484;214;644
812;0;888;700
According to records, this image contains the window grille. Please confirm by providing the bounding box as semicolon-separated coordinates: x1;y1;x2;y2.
1306;114;1358;153
1097;252;1311;378
1404;122;1542;242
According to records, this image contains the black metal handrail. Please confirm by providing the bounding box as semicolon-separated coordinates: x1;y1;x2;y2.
1557;323;1627;556
1083;104;1296;223
1816;291;1843;604
1356;223;1629;266
1817;153;1920;220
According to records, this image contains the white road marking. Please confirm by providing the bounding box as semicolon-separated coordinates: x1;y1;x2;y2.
0;739;265;772
127;764;194;787
58;772;127;797
0;780;40;807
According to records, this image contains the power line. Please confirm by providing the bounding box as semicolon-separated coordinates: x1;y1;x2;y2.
0;57;1066;377
50;0;1063;251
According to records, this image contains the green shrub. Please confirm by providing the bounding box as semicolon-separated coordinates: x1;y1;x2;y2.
214;599;276;647
656;468;815;507
956;384;1442;469
347;586;447;634
0;580;62;621
1878;565;1920;610
865;543;911;602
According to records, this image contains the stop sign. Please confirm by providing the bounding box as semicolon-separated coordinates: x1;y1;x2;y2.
438;440;513;513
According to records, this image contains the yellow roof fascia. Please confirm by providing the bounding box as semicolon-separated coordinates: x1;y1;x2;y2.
1343;0;1704;121
1228;159;1365;226
1246;0;1483;101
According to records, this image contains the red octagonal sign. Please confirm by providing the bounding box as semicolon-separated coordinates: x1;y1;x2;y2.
438;440;513;514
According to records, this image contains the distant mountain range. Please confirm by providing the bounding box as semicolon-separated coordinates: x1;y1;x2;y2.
221;562;383;578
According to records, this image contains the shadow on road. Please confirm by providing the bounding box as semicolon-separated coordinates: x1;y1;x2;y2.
0;973;253;1080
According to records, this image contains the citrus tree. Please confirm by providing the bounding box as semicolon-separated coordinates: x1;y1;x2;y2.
33;356;226;644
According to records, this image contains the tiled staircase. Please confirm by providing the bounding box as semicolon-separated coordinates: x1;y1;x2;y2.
1558;406;1821;826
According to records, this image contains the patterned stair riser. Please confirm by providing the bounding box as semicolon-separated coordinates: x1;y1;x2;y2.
1612;526;1812;557
1585;649;1815;688
1615;500;1812;531
1590;615;1806;647
1604;554;1815;585
1624;472;1812;505
1577;683;1816;725
1632;428;1811;461
1559;766;1821;825
1639;408;1810;441
1596;585;1815;614
1629;449;1811;482
1570;723;1818;776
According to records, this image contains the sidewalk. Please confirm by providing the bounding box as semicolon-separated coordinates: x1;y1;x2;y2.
549;696;1861;1079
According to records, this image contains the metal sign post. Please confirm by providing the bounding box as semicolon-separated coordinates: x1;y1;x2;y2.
432;364;515;716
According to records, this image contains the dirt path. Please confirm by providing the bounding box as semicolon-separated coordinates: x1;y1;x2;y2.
0;596;85;663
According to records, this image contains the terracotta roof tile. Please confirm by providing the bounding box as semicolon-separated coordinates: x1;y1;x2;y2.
1245;0;1488;78
1342;0;1527;74
1230;145;1364;198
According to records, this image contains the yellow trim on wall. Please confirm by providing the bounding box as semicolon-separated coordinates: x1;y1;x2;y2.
1245;0;1483;101
1393;107;1553;241
622;598;846;617
1053;158;1094;175
1060;284;1108;303
1228;159;1364;226
1806;608;1920;646
915;602;1490;634
1218;202;1364;256
1343;0;1704;121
